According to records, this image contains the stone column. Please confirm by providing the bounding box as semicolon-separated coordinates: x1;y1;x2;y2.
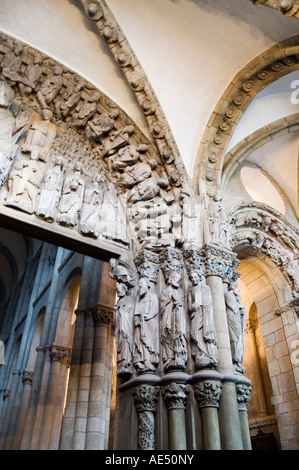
59;308;86;450
236;377;252;450
39;344;71;450
193;370;223;450
133;384;159;450
162;381;190;450
11;370;34;450
204;245;244;450
84;305;113;450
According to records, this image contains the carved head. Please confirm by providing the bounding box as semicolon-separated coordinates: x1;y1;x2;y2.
190;271;200;285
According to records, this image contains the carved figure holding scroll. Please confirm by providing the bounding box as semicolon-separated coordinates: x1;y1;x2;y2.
188;270;218;369
225;281;246;374
160;270;187;372
134;277;159;373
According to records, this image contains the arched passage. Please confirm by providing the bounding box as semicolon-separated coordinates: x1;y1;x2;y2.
235;244;299;450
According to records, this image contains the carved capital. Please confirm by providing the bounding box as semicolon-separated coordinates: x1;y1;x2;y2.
236;382;252;411
194;380;222;408
133;384;160;413
162;383;190;410
22;369;34;385
91;304;113;327
49;344;71;366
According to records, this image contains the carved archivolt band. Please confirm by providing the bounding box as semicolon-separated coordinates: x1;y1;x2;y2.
194;34;299;197
231;201;299;300
79;0;193;195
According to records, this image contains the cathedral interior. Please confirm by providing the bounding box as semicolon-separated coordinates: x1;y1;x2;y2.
0;0;298;451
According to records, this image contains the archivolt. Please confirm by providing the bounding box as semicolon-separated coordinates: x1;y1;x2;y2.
231;200;299;306
194;35;299;197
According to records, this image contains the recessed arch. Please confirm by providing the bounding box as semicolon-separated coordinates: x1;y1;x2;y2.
234;243;299;449
194;34;299;196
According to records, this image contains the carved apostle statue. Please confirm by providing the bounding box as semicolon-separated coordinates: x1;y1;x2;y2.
160;270;187;372
188;271;218;369
133;277;159;373
36;155;64;222
224;281;246;374
114;281;135;379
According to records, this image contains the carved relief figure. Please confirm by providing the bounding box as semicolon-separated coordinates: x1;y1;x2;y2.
134;277;159;373
21;109;56;162
110;261;136;379
86;109;119;142
188;271;218;369
160;270;187;372
224;281;246;374
114;281;135;378
54;78;84;120
18;54;44;97
0;44;23;85
5;150;45;214
99;182;129;244
71;91;99;128
57;161;85;227
79;172;106;238
36;156;64;222
206;192;231;248
0;80;18;185
102;125;134;156
37;64;63;109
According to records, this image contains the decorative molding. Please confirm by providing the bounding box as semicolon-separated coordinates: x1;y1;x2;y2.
194;35;299;197
231;201;299;299
79;0;194;197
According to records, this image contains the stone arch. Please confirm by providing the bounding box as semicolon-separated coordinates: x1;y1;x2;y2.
0;32;188;264
231;201;299;301
194;34;299;196
222;113;299;196
234;245;299;449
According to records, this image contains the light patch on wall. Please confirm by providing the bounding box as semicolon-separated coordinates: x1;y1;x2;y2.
240;166;286;215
